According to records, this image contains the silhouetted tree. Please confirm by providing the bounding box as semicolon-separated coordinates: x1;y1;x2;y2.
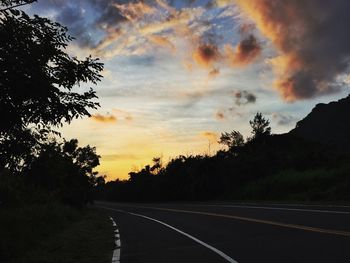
0;0;103;170
249;112;271;140
26;139;102;206
219;131;245;154
150;156;163;174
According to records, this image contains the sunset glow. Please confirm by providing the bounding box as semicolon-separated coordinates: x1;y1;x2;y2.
28;0;350;179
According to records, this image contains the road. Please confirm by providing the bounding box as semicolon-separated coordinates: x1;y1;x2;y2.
96;201;350;263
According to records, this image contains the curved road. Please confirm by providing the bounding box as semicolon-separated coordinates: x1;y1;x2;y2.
96;201;350;263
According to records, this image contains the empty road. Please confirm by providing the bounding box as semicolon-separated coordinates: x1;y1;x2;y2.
96;201;350;263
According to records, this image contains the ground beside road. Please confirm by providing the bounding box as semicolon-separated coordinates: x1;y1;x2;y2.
1;205;114;263
96;201;350;263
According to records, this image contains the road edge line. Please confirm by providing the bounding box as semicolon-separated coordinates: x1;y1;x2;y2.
100;206;238;263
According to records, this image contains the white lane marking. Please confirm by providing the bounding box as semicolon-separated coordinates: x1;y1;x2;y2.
194;204;350;215
115;239;121;247
110;216;121;263
101;206;238;263
112;248;121;263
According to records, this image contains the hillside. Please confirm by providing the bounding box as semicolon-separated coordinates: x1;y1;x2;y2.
290;95;350;148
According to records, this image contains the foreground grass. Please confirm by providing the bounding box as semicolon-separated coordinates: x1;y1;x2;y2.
0;204;114;263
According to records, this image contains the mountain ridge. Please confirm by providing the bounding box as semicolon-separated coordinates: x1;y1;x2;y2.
290;94;350;147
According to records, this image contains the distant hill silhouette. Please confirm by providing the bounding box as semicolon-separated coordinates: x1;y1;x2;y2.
290;94;350;148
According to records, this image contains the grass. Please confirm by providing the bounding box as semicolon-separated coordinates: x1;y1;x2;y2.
0;204;114;263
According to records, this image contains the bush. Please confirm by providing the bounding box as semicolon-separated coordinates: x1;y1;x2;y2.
235;164;350;201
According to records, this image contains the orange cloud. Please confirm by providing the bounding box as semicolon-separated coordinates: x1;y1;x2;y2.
91;113;117;123
147;35;176;52
137;5;198;36
93;0;203;59
193;44;221;68
114;1;156;22
225;35;261;67
95;27;123;52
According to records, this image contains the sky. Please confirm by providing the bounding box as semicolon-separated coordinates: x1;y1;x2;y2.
28;0;350;180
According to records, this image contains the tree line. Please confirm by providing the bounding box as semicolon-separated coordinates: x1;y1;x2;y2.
97;111;350;202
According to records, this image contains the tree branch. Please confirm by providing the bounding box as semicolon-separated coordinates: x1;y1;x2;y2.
0;1;34;12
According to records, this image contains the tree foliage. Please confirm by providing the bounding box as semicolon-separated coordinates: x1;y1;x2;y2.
219;131;245;152
249;112;271;140
25;139;102;206
0;1;103;169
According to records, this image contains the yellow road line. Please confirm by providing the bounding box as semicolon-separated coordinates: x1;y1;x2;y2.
137;206;350;237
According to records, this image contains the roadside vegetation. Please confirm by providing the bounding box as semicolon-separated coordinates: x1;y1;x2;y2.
234;165;350;201
0;1;111;262
97;108;350;203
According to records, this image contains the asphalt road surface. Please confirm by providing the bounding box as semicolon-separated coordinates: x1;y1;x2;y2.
96;201;350;263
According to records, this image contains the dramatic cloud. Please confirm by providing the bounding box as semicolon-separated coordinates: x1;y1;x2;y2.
239;23;256;34
114;1;156;22
91;113;117;123
234;90;257;105
236;0;350;101
225;35;261;67
30;0;214;59
193;43;221;68
31;0;128;48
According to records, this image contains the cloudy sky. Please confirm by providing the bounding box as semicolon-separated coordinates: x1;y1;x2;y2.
28;0;350;180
